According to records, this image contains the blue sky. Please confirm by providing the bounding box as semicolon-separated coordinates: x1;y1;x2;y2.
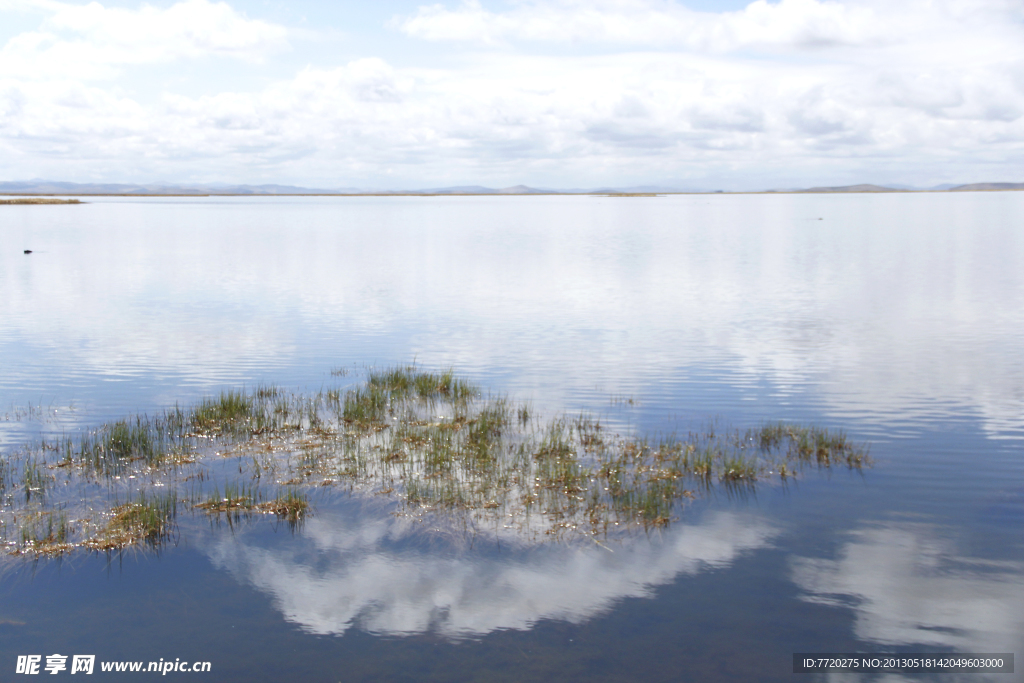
1;0;1022;190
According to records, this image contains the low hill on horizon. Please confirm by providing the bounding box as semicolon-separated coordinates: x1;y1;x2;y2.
0;180;564;196
3;179;1024;196
949;182;1024;191
0;180;353;195
795;184;903;193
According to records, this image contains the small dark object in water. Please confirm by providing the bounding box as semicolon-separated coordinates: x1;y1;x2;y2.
24;250;32;254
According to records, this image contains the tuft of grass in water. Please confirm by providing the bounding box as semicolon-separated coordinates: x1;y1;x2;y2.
191;389;267;435
68;416;170;475
721;454;757;482
194;483;309;528
342;384;389;426
15;511;72;554
366;365;456;399
21;457;49;502
87;491;177;550
194;482;258;513
342;365;478;429
257;490;309;528
753;423;865;468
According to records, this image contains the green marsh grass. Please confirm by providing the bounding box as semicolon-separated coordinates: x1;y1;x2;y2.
193;482;309;531
0;456;11;495
21;457;49;502
86;491;178;550
258;490;309;526
2;364;871;555
15;510;72;554
195;482;258;514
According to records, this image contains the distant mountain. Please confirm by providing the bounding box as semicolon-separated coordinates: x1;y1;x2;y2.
7;179;1024;197
0;180;358;195
497;185;556;194
589;185;702;194
949;182;1024;191
0;180;598;196
0;181;569;196
354;185;560;195
212;183;360;193
796;184;902;193
400;185;498;194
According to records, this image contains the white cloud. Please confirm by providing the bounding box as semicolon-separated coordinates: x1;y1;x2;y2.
0;0;289;80
397;0;885;50
0;0;1022;186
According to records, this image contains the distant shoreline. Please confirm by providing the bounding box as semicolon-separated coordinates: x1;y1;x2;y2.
0;197;82;204
2;187;1022;199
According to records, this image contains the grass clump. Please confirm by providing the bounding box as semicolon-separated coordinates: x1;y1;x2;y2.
63;416;171;475
257;490;309;527
194;482;258;514
2;364;872;555
721;455;757;482
1;198;81;205
15;511;72;555
190;389;268;435
342;365;478;429
367;365;476;402
755;422;865;468
87;492;177;550
21;457;49;502
195;484;309;526
342;385;389;426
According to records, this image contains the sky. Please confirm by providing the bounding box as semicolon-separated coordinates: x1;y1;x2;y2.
0;0;1022;190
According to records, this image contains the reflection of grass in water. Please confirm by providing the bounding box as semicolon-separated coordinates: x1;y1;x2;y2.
1;401;70;423
2;364;870;555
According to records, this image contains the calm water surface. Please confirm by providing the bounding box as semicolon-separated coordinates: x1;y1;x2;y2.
1;193;1022;681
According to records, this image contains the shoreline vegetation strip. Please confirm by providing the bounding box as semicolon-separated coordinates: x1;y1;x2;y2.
0;365;869;557
0;198;81;204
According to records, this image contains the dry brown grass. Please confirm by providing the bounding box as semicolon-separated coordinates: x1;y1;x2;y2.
1;198;81;205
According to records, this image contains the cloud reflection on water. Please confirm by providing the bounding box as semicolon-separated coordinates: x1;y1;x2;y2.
3;194;1023;440
204;510;776;638
791;523;1024;656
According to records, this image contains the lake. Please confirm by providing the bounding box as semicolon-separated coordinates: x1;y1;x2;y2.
1;193;1022;681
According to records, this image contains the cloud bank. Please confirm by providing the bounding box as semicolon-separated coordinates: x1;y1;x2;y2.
0;0;1022;187
398;0;885;49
